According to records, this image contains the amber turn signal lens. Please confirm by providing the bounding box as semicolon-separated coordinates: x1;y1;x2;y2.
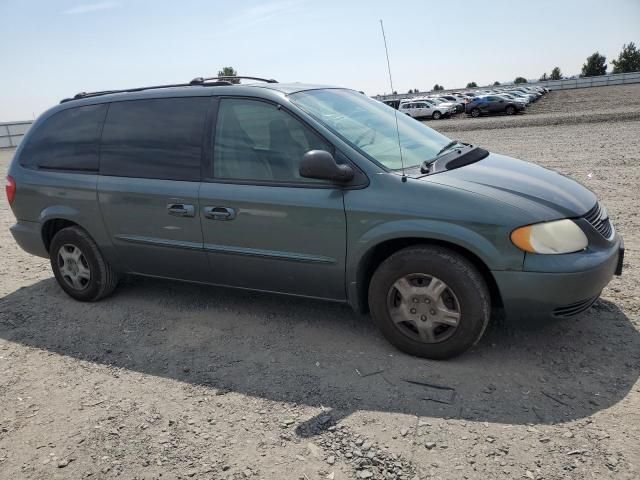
510;225;535;253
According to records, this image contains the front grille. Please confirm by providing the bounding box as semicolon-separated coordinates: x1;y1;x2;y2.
583;202;613;239
552;295;599;318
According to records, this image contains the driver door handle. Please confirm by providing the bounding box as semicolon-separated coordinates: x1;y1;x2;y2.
204;206;236;221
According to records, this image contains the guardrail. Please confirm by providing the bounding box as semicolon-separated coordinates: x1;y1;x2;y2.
0;120;33;149
374;71;640;101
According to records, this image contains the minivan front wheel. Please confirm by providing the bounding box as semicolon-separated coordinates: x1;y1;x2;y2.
50;226;118;301
471;108;481;118
368;246;490;359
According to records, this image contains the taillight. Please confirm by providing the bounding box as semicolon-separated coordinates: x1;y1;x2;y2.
5;176;16;205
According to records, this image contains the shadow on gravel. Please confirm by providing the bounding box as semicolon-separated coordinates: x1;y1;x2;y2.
1;277;638;435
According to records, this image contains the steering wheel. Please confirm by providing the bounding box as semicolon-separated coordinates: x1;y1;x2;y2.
354;121;377;148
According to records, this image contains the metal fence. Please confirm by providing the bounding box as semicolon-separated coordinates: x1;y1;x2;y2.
0;120;33;149
374;70;640;101
536;71;640;90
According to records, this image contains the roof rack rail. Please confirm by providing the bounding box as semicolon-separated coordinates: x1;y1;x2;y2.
60;75;276;104
189;76;278;85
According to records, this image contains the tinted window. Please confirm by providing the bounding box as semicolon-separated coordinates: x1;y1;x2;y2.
213;98;331;182
20;104;106;171
101;97;209;181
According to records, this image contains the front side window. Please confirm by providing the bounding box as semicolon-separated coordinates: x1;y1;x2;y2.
290;89;451;170
20;104;107;171
212;98;331;182
100;97;209;181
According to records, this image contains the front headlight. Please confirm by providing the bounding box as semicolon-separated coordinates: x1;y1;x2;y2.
511;219;588;254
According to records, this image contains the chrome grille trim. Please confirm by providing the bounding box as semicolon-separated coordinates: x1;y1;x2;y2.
583;202;614;239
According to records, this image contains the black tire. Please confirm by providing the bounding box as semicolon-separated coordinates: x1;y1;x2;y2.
49;226;118;301
432;111;442;120
505;105;516;115
368;246;490;359
471;108;481;118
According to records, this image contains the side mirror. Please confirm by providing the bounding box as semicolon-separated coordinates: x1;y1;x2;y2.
299;150;354;183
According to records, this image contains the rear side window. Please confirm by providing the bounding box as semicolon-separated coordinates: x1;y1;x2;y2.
20;104;107;171
100;97;209;181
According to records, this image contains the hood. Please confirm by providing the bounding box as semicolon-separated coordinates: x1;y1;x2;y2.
424;153;596;221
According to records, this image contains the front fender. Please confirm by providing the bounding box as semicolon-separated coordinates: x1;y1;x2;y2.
345;218;525;311
354;219;509;268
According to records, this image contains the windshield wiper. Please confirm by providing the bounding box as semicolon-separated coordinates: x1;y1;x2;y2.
420;140;463;172
436;140;462;156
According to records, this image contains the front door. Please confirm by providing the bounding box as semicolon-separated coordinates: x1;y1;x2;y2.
98;96;211;282
199;97;347;300
487;96;504;113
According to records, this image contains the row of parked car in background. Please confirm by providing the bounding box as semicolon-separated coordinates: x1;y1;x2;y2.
383;85;549;120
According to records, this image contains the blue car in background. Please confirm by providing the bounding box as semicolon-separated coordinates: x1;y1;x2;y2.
465;95;526;117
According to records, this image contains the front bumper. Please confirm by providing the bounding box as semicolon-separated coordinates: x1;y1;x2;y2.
493;235;623;320
10;220;49;258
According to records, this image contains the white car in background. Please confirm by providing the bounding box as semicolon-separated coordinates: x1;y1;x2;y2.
429;96;465;113
504;90;535;104
398;99;453;120
497;93;528;108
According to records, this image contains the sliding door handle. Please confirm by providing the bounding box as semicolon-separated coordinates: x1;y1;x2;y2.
167;203;195;217
204;206;236;221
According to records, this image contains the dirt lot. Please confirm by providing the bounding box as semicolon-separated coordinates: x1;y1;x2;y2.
1;84;639;480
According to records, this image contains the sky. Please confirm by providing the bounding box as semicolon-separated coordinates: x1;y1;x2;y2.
0;0;638;121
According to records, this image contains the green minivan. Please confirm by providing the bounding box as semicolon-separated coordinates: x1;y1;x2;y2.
6;77;624;359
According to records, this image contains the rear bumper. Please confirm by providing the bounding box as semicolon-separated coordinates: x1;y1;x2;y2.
493;235;622;320
10;220;48;258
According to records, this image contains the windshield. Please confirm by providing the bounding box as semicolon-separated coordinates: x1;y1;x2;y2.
290;89;451;170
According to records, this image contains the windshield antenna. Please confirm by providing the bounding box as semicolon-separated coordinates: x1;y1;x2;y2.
379;19;406;182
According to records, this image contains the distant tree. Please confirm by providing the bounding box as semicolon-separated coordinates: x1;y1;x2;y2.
493;81;501;86
514;76;528;84
433;84;444;91
539;72;548;81
392;90;397;95
407;89;413;94
581;52;607;77
217;66;240;83
549;67;563;80
466;82;477;88
611;42;640;73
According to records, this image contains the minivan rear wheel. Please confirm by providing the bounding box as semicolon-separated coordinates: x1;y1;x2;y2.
50;226;118;301
505;105;516;115
432;111;442;120
368;246;490;359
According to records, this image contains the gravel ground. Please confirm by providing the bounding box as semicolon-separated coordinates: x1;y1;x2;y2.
1;85;639;480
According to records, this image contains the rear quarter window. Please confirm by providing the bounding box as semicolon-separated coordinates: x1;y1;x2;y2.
19;104;107;172
100;97;209;181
